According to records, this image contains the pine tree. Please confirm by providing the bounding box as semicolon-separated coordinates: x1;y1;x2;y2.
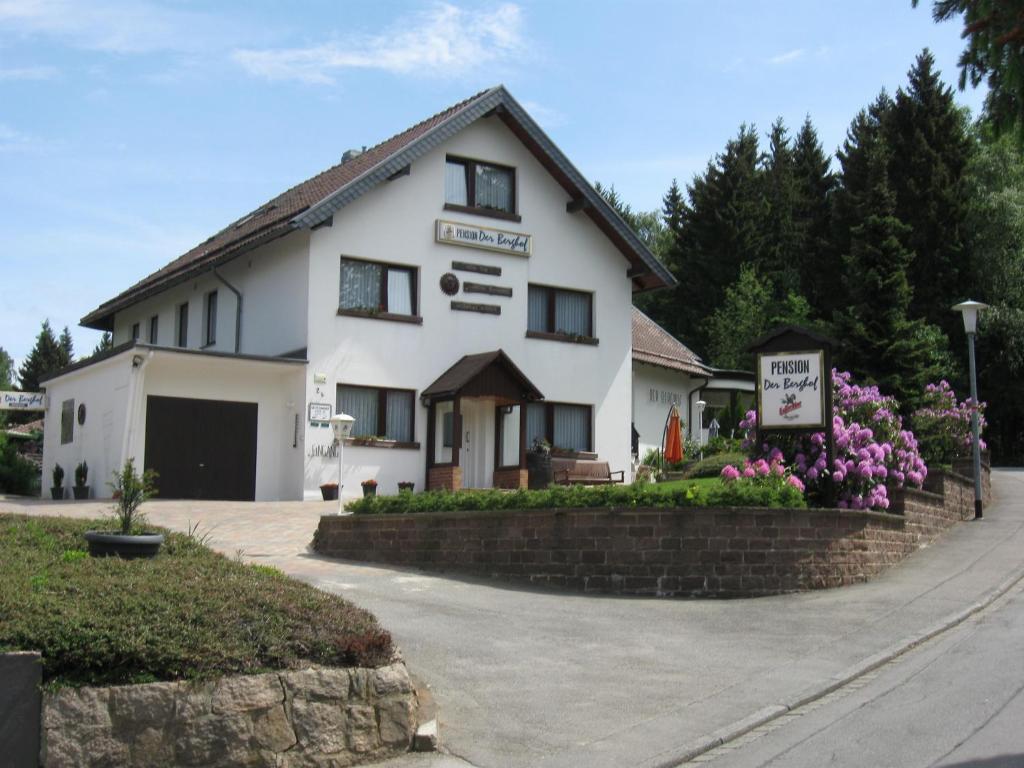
834;139;943;408
791;116;838;315
58;326;74;363
18;320;71;392
91;332;113;357
704;263;774;371
0;347;12;390
760;119;801;297
884;49;974;338
662;179;685;236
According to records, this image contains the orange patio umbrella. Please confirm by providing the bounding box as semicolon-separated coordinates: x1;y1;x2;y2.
662;404;684;465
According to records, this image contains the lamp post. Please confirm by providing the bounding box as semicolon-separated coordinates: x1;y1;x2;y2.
328;413;355;515
952;301;988;520
696;399;707;462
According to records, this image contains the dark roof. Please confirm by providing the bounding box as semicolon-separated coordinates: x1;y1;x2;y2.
420;350;543;404
631;307;711;377
745;324;838;353
6;418;44;438
82;86;675;331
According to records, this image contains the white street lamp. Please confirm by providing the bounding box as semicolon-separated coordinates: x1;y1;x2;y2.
696;399;707;461
329;413;355;515
952;300;988;519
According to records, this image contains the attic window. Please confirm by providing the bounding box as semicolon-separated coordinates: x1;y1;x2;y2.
233;204;277;230
444;156;519;222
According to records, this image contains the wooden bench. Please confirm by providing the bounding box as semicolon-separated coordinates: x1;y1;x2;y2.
552;458;625;486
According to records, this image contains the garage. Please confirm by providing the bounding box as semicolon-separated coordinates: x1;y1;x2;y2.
144;395;258;501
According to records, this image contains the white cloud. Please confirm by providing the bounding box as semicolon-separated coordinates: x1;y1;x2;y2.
769;48;805;65
0;122;45;152
232;3;525;84
0;64;58;80
522;100;566;129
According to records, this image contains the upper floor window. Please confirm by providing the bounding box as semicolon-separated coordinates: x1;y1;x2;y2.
337;384;415;443
445;156;518;220
339;257;418;321
176;302;189;347
204;290;218;347
527;284;594;341
131;322;140;341
149;315;159;344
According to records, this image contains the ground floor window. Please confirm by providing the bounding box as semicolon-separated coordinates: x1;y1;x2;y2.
525;402;592;453
337;384;414;442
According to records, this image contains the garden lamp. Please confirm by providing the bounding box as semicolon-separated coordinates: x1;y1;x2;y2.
952;300;988;519
329;413;355;515
696;400;707;461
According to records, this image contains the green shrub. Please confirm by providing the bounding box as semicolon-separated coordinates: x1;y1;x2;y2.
683;452;748;479
0;515;393;686
0;433;38;496
346;477;805;516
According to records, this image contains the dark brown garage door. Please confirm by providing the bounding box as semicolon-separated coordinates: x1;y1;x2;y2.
144;395;258;501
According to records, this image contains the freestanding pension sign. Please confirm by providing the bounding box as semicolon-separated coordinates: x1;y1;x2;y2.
757;351;826;429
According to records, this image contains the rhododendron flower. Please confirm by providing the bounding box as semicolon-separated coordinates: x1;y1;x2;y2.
720;465;741;482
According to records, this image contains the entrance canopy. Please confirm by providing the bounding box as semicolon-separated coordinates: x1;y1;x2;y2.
420;349;544;406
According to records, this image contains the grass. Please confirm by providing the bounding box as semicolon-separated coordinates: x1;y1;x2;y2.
0;515;393;686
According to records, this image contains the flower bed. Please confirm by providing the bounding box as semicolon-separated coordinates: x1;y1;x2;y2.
345;478;805;516
0;515;393;686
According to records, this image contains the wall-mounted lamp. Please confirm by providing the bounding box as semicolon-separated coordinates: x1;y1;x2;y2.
131;355;144;368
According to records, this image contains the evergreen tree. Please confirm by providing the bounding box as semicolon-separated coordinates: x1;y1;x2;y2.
0;347;12;390
834;139;943;409
760;119;801;297
884;49;974;338
704;263;774;371
18;320;71;393
661;178;685;236
791;116;838;315
91;332;113;357
58;326;74;363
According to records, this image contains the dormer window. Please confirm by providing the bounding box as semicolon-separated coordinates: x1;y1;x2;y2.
445;156;519;221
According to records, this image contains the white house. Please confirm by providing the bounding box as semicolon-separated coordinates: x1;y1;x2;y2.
41;86;676;501
630;307;755;460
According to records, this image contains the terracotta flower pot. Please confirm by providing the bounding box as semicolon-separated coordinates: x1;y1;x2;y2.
320;484;339;501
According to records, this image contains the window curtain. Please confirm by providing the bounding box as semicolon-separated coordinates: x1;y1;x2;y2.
386;268;413;315
553;404;589;451
445;161;468;205
527;285;548;332
337;387;378;438
340;259;382;311
474;164;512;211
526;403;547;450
385;390;413;442
554;291;591;336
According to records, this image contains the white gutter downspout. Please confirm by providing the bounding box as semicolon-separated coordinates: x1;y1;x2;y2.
213;267;243;354
119;349;154;470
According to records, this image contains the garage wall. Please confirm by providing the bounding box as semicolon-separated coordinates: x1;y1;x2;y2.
137;354;305;501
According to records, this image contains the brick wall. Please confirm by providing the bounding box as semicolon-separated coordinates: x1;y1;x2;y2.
493;468;528;489
316;468;989;598
426;466;462;491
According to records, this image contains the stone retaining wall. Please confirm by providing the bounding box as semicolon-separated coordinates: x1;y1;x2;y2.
41;661;418;768
315;468;989;598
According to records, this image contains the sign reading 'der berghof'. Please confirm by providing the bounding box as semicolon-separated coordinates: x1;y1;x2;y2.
757;351;825;428
1;391;44;411
436;219;531;256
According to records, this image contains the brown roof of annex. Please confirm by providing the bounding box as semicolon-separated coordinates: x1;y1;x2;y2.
82;86;676;330
631;307;711;377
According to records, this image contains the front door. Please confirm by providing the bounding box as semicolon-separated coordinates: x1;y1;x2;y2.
459;398;495;489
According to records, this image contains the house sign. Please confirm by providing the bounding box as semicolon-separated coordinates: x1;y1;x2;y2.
1;391;44;411
308;402;333;423
757;351;826;429
435;219;532;256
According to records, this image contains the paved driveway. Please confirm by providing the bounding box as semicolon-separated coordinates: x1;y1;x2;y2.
5;472;1024;768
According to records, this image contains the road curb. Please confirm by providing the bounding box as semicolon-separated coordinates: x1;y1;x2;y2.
653;562;1024;767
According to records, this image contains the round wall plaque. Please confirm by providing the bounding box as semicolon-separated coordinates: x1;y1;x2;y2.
77;403;86;425
439;273;460;296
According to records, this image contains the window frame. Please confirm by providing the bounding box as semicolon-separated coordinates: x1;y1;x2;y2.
337;256;421;325
148;315;158;344
203;290;218;347
444;155;521;222
336;383;418;447
131;322;140;341
526;401;594;455
176;302;189;347
60;398;75;445
526;284;598;344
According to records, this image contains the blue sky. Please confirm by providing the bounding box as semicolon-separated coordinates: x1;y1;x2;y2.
0;1;985;369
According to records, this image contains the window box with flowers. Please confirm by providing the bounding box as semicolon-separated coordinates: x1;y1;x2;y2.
361;479;378;498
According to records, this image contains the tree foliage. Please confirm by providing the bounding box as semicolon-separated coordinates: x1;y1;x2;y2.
17;320;72;393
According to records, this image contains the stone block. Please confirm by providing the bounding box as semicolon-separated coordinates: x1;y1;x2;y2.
175;714;252;766
372;663;414;697
377;697;416;747
110;680;177;724
291;698;348;754
175;681;215;718
281;667;351;702
252;703;297;752
128;726;175;768
212;673;284;714
346;704;380;753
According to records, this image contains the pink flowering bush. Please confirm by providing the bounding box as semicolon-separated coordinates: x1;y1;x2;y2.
911;380;986;466
720;455;806;503
738;370;928;511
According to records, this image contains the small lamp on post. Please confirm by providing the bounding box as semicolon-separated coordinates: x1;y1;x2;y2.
696;400;707;462
329;413;355;515
952;300;988;520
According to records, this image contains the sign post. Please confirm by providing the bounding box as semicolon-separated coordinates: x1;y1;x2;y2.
747;327;837;507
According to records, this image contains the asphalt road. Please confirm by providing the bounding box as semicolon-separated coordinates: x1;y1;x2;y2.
685;579;1024;768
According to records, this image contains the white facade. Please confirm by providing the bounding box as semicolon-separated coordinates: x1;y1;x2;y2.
42;93;656;502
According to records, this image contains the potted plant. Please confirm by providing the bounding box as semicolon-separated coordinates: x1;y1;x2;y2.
319;482;339;501
527;438;553;490
50;464;65;500
84;458;163;559
361;479;378;498
72;461;90;500
398;481;414;493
